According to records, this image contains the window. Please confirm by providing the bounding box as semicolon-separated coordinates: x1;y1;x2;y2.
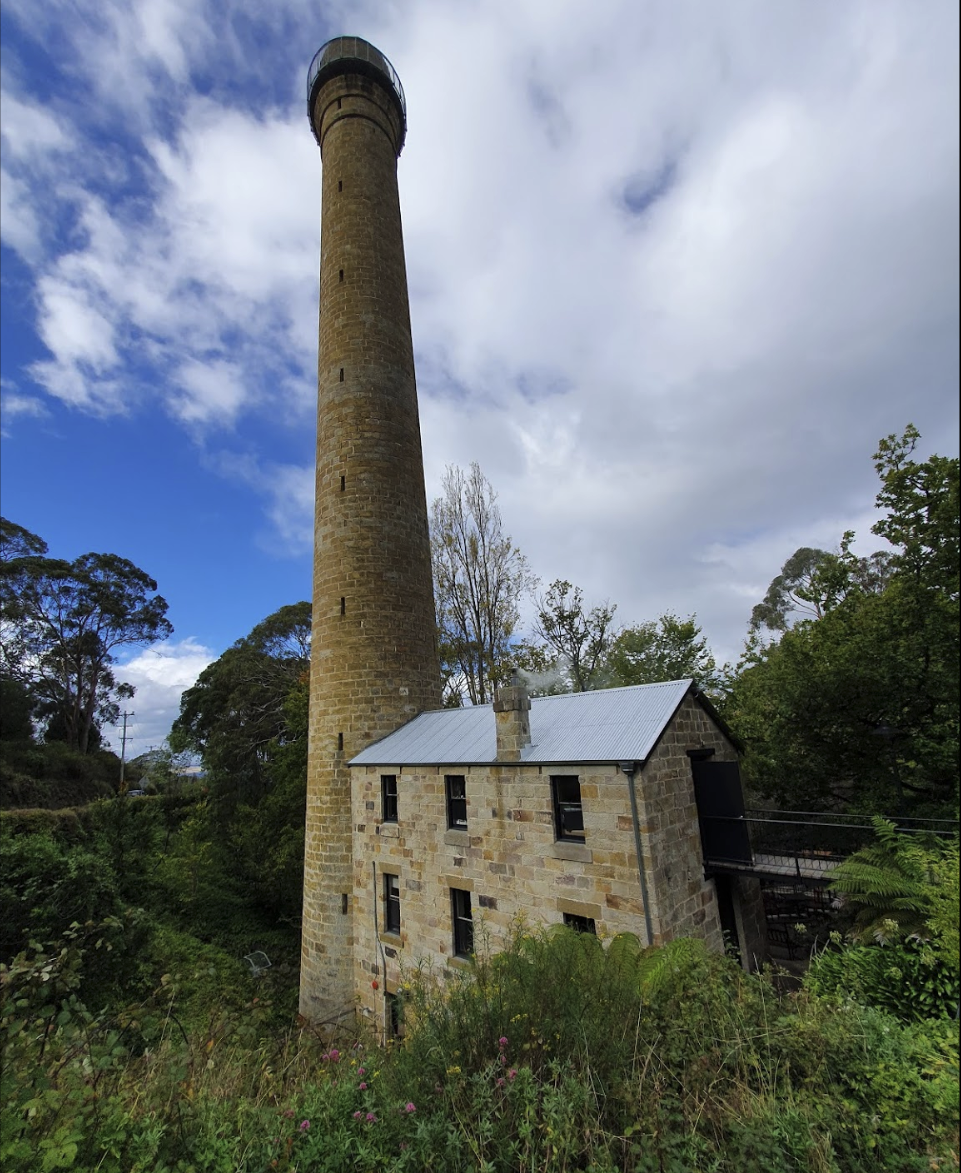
381;774;398;822
563;912;597;935
385;991;405;1038
451;888;473;957
445;774;467;829
551;775;584;842
383;873;400;935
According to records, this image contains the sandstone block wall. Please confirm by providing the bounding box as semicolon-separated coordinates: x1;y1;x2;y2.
348;695;736;1032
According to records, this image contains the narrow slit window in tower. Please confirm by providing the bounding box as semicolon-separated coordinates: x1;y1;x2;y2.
337;732;344;752
339;269;344;282
339;368;344;382
340;475;346;492
340;597;346;615
338;179;343;191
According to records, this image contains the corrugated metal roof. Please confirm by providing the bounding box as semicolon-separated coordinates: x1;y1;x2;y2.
350;679;695;766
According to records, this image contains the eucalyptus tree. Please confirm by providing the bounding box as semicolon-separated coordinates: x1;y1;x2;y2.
726;427;959;817
0;519;172;752
430;463;537;705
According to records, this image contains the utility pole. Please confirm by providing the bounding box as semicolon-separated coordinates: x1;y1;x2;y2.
119;710;135;792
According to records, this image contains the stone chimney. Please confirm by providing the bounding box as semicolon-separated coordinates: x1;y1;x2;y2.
493;673;531;762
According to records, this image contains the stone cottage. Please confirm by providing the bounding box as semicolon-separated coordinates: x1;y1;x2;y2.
347;676;767;1033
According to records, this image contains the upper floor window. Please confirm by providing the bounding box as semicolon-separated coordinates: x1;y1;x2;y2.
381;774;398;822
445;774;467;829
551;775;584;842
383;873;401;935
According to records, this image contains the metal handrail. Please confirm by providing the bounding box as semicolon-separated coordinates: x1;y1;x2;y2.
307;36;406;121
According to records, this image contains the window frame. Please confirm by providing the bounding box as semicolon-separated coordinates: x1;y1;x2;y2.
445;774;468;830
385;990;405;1038
563;912;597;935
383;872;401;935
381;773;398;822
551;775;585;842
450;887;473;958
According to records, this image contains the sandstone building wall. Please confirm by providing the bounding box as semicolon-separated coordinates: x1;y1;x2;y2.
348;693;737;1032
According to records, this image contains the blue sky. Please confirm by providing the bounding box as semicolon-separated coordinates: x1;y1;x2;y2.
2;0;958;757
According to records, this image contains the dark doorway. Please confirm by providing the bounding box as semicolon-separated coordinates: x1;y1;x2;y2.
691;759;753;867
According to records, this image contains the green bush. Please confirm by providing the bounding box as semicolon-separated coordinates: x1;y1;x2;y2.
0;833;122;960
1;925;958;1172
806;935;960;1022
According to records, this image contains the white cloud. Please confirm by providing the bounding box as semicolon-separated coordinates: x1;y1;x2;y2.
2;0;957;664
104;637;216;757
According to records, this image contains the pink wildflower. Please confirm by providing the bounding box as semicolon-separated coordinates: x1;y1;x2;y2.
359;1082;367;1090
498;1036;508;1048
353;1111;362;1120
508;1069;517;1081
366;1112;378;1123
357;1067;366;1076
299;1120;310;1131
496;1077;505;1088
404;1102;416;1114
328;1048;340;1062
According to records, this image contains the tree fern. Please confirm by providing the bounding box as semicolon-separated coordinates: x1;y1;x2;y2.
826;817;951;943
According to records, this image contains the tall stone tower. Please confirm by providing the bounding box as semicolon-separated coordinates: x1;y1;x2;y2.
300;36;441;1022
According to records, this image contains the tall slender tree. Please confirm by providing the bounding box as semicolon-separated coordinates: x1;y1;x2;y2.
430;464;536;705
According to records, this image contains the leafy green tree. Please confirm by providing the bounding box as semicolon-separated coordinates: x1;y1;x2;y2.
171;601;310;815
170;602;309;920
749;540;892;636
0;523;173;753
606;612;722;693
528;579;618;692
0;677;34;742
725;428;958;817
430;464;536;705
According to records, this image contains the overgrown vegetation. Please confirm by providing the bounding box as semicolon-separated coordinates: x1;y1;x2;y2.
2;922;957;1172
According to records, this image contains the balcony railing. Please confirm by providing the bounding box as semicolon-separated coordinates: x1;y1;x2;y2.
307;37;406;148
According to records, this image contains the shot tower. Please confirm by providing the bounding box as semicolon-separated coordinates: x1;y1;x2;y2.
300;37;441;1022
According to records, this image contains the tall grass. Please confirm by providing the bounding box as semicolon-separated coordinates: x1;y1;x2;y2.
2;922;957;1172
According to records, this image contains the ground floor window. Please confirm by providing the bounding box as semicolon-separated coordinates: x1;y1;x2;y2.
385;991;405;1038
451;887;473;957
563;912;597;935
383;873;401;934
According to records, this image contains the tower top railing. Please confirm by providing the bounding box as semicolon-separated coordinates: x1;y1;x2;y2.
307;37;406;149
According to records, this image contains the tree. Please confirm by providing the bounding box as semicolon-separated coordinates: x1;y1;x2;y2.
750;539;893;636
725;428;959;817
0;523;173;753
171;601;310;815
529;580;618;692
430;464;536;705
170;601;311;919
606;613;722;694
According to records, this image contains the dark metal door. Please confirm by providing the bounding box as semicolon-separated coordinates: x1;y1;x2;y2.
691;760;753;867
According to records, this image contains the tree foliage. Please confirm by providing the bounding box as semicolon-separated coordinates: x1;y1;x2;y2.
725;427;959;817
170;601;310;918
750;541;893;636
606;612;722;693
529;579;618;692
171;601;310;814
430;463;536;705
0;520;172;753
